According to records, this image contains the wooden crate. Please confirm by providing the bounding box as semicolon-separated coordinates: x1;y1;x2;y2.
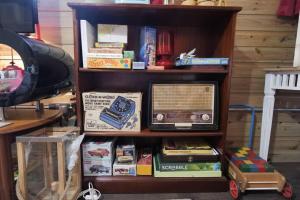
16;127;81;200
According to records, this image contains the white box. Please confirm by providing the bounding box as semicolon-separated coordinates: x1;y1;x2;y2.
82;138;116;161
113;159;137;176
97;24;128;43
82;92;142;132
83;160;112;176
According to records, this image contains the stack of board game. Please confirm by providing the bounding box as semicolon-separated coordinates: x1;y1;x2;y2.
86;24;132;69
154;138;222;177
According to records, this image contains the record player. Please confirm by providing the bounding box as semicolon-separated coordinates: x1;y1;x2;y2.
148;82;219;131
100;96;136;130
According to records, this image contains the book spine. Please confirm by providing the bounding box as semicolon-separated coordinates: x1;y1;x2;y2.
87;53;123;59
89;48;123;54
95;42;125;48
163;149;213;155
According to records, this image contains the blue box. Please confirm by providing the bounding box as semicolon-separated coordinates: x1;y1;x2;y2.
139;27;156;67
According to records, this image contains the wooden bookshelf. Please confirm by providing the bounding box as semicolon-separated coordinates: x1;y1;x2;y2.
69;3;241;193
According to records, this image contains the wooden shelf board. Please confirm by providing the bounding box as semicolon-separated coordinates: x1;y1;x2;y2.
84;176;228;193
68;3;241;13
84;129;223;137
79;66;228;74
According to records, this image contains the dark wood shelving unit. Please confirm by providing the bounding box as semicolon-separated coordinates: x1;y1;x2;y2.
69;3;241;194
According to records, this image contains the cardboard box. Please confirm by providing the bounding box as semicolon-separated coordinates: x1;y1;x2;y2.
83;160;112;176
82;138;116;161
137;149;152;176
97;24;128;43
87;58;131;69
113;159;137;176
82;92;142;132
132;62;145;70
116;143;136;163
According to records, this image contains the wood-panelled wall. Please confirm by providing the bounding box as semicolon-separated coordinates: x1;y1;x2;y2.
37;0;300;162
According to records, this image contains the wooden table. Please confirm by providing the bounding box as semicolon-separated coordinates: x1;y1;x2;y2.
0;108;63;200
260;67;300;160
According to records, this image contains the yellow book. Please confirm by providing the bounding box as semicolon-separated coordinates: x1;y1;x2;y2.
87;58;131;69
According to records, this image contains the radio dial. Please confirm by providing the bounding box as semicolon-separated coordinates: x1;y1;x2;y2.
202;114;210;121
156;113;164;121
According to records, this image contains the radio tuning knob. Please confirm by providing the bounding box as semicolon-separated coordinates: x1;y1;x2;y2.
156;113;164;121
202;114;210;121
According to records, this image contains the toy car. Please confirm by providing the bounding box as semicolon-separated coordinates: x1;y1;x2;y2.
227;147;293;200
89;165;110;174
87;148;109;157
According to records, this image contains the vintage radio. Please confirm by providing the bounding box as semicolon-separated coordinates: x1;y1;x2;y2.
148;82;219;131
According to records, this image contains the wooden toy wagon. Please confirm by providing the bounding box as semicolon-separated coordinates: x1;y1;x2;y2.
227;147;294;200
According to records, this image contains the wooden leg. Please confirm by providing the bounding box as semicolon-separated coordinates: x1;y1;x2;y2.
17;142;27;200
259;74;276;160
57;142;66;199
0;135;14;200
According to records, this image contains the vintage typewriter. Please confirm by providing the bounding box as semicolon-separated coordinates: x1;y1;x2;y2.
100;96;136;129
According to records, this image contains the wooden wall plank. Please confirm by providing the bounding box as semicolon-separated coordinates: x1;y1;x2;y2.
39;11;72;28
228;0;280;15
232;62;293;78
41;27;74;45
235;31;296;48
236;15;297;32
234;47;295;62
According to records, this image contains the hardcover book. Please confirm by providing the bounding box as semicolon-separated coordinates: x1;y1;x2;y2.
87;52;123;59
95;42;125;48
89;47;124;54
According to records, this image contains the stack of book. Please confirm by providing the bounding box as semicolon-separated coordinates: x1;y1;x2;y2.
154;138;222;177
86;24;132;69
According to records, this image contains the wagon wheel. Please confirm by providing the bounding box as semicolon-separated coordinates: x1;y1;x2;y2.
229;180;241;200
281;182;293;199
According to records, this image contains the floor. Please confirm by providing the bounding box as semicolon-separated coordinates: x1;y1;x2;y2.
102;163;299;200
